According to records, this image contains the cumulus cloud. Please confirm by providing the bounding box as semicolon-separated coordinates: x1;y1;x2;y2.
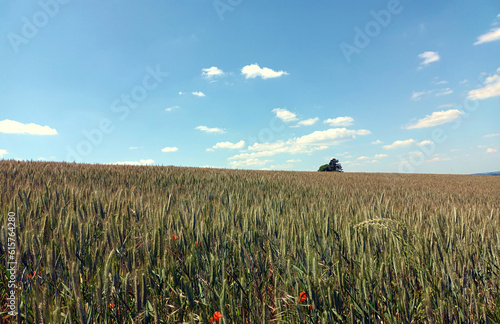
109;159;154;166
474;27;500;45
0;149;8;158
241;64;289;79
228;151;277;160
296;128;370;146
211;140;245;150
406;109;464;129
417;140;434;146
418;51;440;66
486;148;498;153
286;159;301;163
161;147;178;152
297;117;319;126
195;126;225;134
372;140;383;145
202;66;224;79
192;91;206;97
262;163;294;170
0;119;57;135
272;108;298;122
229;158;272;168
374;154;387;158
484;133;500;138
323;116;354;126
468;68;500;100
228;128;370;163
357;156;370;160
383;139;415;149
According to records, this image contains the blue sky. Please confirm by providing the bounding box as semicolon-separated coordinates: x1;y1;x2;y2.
1;0;499;173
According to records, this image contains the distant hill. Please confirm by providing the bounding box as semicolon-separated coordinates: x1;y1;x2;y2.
473;171;500;176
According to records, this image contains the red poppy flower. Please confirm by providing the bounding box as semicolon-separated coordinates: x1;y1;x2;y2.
210;311;222;322
172;235;179;240
109;303;115;309
299;291;307;302
195;242;201;247
309;304;313;310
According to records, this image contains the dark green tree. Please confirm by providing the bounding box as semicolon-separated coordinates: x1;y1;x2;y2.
318;158;343;172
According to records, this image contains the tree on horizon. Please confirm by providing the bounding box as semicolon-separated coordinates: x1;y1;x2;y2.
318;158;343;172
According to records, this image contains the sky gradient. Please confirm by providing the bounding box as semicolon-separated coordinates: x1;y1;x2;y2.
1;0;499;173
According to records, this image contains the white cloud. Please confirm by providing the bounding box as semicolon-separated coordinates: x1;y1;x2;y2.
228;151;277;160
195;126;225;134
323;116;354;126
241;64;289;79
0;149;8;158
418;51;440;66
264;163;294;170
413;88;452;99
486;148;498;153
374;154;387;158
229;158;272;168
165;106;180;112
297;117;319;126
484;133;500;138
435;80;448;85
202;66;224;79
161;147;178;152
357;156;369;160
211;140;245;150
425;157;446;162
435;88;453;96
0;119;57;135
367;160;378;163
296;128;370;146
129;146;139;150
468;68;500;100
372;140;383;145
286;159;301;163
178;91;185;95
272;108;298;122
418;140;434;146
437;104;454;109
406;109;464;129
411;91;431;101
383;139;415;150
229;128;369;161
192;91;206;97
474;27;500;45
109;159;154;166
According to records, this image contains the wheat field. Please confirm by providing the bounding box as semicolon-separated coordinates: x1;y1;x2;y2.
0;160;499;323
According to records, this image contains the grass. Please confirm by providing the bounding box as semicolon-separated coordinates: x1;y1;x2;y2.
0;160;499;323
